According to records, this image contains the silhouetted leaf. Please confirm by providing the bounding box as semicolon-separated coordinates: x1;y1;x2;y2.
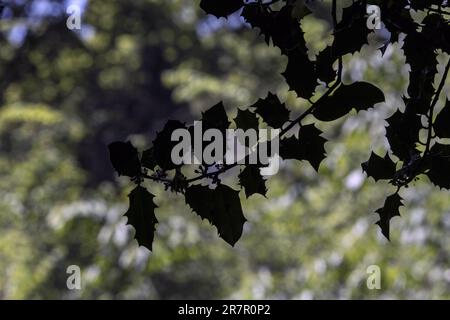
152;120;186;170
314;82;385;121
404;31;438;112
362;152;397;181
233;108;259;132
108;141;141;177
239;164;267;198
385;110;421;161
242;3;306;54
125;185;158;251
434;100;450;138
382;0;416;42
315;46;336;84
292;0;312;20
141;147;157;171
202;101;231;134
332;2;371;57
343;82;386;111
200;0;243;18
241;3;272;44
375;193;403;240
426;143;450;190
252;92;290;128
270;4;305;54
280;124;327;171
282;48;317;99
185;184;246;246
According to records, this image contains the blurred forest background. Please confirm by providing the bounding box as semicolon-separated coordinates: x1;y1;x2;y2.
0;0;450;299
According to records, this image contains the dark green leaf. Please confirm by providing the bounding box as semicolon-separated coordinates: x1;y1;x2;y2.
313;82;385;121
152;120;186;170
426;143;450;189
343;82;385;111
125;185;158;251
332;3;372;57
241;4;272;45
434;100;450;138
242;4;306;55
238;164;267;198
362;152;397;181
280;124;327;171
385;110;421;161
185;184;246;246
315;46;336;84
282;48;317;99
403;31;438;111
234;108;259;132
375;193;403;240
292;0;312;20
270;5;305;54
108;141;141;177
200;0;243;18
252;92;290;128
202;101;230;133
141;147;157;171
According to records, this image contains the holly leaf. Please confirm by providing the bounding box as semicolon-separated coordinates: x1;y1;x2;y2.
152;120;186;170
270;4;305;54
315;46;336;84
403;31;438;112
125;185;158;251
241;3;273;45
141;147;157;171
108;141;141;177
279;124;327;171
332;2;372;57
292;0;312;20
200;0;243;18
375;193;403;240
242;4;306;55
362;152;397;181
426;143;450;190
185;184;247;246
313;82;385;121
434;100;450;138
202;101;231;134
238;164;267;198
343;82;386;111
252;92;290;128
282;48;317;99
385;110;421;161
234;108;260;132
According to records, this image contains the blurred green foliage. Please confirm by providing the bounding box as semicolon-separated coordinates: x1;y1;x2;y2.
0;0;450;299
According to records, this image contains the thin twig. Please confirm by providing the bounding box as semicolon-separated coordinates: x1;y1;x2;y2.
425;58;450;154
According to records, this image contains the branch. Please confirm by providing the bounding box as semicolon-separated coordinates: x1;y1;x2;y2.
184;78;342;184
144;0;345;186
425;57;450;154
142;173;171;184
332;0;343;81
